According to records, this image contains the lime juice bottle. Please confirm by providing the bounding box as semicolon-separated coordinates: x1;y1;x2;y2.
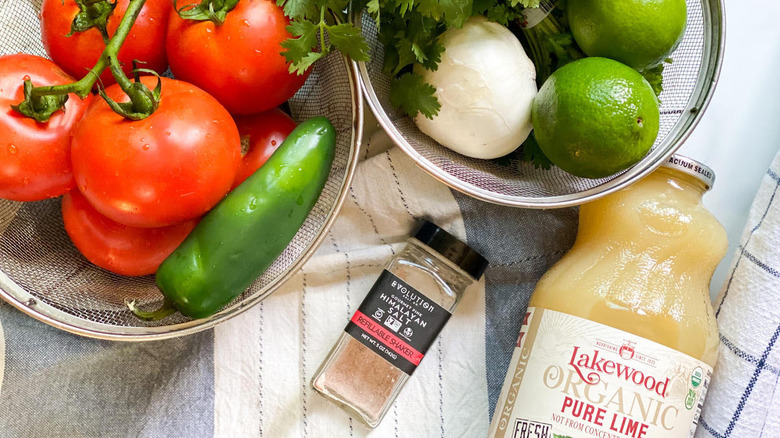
489;155;728;438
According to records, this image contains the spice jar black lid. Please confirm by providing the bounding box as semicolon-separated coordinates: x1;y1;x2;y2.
414;220;489;280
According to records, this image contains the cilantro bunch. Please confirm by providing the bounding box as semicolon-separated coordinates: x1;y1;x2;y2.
278;0;540;119
380;0;540;119
278;0;371;74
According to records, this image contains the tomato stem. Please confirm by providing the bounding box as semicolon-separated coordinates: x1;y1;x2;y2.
174;0;239;25
12;0;149;120
69;0;118;44
98;59;161;120
10;79;70;123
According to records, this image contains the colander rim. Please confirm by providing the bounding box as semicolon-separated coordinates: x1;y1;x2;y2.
356;0;726;208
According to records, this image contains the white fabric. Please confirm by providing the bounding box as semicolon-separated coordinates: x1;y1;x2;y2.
213;131;489;437
696;152;780;437
679;0;780;299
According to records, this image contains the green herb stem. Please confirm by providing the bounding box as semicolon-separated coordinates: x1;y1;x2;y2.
319;5;326;48
31;0;148;100
520;9;584;85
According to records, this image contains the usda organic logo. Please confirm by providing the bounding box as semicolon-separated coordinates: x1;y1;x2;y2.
691;367;704;388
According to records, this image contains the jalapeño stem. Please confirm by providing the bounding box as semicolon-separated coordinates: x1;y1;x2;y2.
126;298;178;322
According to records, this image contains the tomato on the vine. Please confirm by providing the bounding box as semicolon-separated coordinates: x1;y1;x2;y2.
62;190;197;277
41;0;170;86
71;76;241;228
232;108;297;189
166;0;309;115
0;54;91;202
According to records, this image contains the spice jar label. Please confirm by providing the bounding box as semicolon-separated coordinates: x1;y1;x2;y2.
345;270;452;375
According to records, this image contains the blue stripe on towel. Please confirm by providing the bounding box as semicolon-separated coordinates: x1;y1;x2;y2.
720;334;780;375
0;306;214;438
452;192;577;420
701;323;780;438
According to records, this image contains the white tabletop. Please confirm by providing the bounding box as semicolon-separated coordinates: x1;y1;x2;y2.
680;0;780;298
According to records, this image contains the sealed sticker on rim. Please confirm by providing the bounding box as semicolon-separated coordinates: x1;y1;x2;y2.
521;0;558;29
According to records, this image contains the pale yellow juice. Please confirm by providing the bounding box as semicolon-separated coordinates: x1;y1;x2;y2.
530;166;727;367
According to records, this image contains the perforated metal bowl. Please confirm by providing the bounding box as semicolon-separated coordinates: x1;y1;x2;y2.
0;1;363;341
357;0;725;208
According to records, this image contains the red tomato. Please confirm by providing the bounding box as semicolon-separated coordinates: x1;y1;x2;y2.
62;190;196;276
0;54;91;202
166;0;309;115
71;76;241;228
232;108;297;189
41;0;170;86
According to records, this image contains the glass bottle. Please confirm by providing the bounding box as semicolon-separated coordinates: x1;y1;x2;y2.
312;220;488;428
489;155;728;438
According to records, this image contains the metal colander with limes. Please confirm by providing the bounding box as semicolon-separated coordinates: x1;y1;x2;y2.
355;0;724;208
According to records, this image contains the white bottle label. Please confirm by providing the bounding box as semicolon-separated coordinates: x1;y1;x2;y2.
489;308;712;438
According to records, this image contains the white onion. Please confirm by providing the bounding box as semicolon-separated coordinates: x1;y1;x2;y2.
414;16;537;160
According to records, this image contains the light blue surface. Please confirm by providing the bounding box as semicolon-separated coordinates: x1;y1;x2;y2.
679;0;780;299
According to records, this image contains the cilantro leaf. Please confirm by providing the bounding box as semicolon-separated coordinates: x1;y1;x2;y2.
279;1;373;76
389;38;421;75
366;0;381;24
326;23;371;62
292;51;325;75
277;0;319;21
327;0;349;14
416;0;443;20
281;20;321;74
390;73;440;119
439;0;472;27
641;59;670;98
398;0;417;16
475;0;535;26
513;0;540;7
282;20;319;62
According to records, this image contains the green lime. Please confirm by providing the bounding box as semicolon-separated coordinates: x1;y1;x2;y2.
532;57;660;179
568;0;687;70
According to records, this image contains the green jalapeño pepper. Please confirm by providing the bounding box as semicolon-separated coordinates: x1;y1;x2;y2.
129;116;336;320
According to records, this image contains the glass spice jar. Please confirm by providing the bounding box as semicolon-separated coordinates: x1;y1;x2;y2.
312;220;489;428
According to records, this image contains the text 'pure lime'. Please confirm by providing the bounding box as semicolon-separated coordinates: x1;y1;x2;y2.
532;57;660;179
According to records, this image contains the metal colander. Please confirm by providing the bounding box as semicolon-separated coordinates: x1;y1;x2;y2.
0;0;363;340
357;0;725;208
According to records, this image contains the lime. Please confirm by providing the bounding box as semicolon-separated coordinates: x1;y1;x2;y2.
568;0;687;70
532;57;660;179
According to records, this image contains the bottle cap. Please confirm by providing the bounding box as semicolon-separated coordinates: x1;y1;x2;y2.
413;220;489;280
662;154;716;191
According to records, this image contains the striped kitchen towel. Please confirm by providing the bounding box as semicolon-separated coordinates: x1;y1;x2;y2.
696;151;780;437
0;130;577;437
1;135;779;437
